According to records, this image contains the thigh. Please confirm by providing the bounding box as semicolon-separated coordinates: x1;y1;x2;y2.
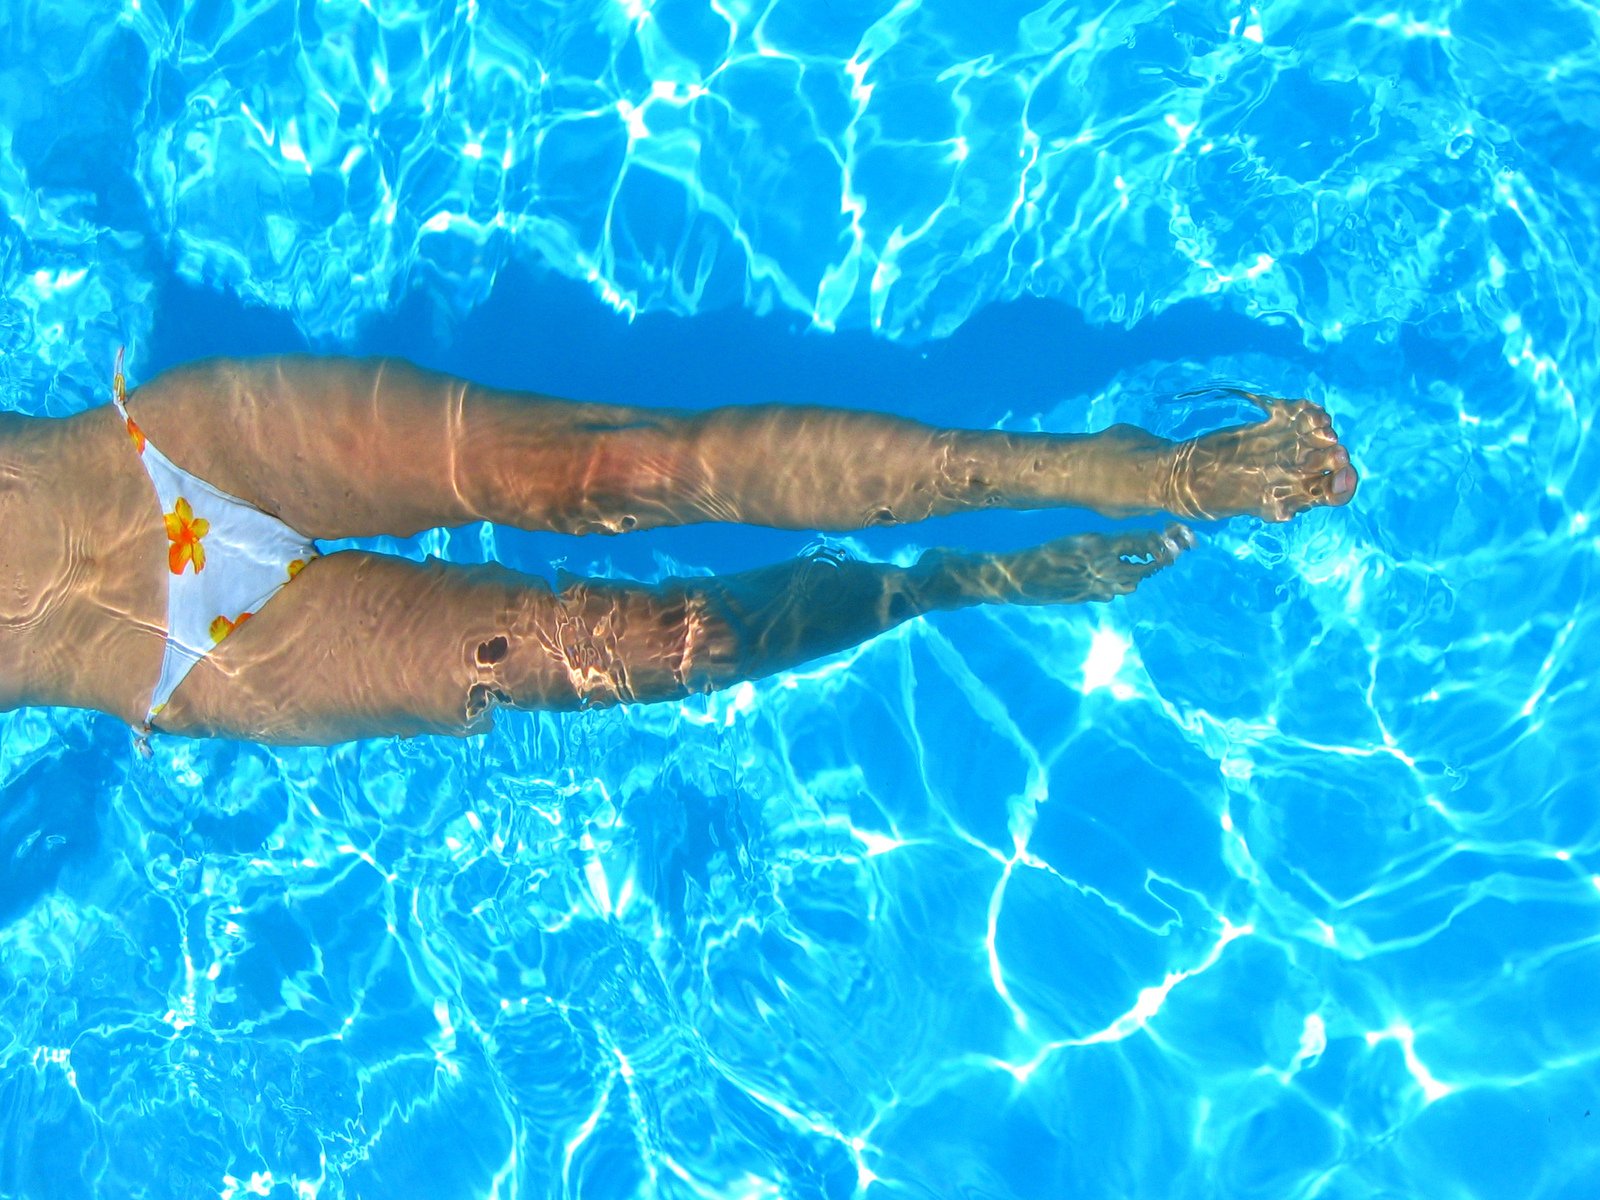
126;356;684;540
153;551;570;745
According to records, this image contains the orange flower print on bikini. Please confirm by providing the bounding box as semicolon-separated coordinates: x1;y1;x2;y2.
286;558;308;580
165;496;209;575
114;348;146;453
209;612;252;643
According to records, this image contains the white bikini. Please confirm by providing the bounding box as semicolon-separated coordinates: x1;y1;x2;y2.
112;350;319;729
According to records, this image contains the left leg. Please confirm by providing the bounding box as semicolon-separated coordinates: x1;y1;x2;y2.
154;528;1189;745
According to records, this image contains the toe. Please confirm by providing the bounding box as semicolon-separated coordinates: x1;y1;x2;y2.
1301;444;1350;473
1301;463;1358;508
1109;532;1161;562
1110;524;1193;575
1105;553;1162;593
1291;404;1336;440
1111;528;1187;566
1327;464;1358;505
1302;427;1340;451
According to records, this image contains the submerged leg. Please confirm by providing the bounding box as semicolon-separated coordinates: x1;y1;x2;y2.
518;523;1193;708
154;528;1189;744
126;357;1356;539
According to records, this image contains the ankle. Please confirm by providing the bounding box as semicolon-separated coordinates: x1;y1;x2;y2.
910;548;987;611
1098;424;1178;515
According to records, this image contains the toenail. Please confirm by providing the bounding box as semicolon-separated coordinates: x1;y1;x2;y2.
1333;467;1355;494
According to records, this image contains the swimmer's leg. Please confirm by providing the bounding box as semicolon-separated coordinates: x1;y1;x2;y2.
125;358;1356;538
530;523;1191;708
153;529;1188;744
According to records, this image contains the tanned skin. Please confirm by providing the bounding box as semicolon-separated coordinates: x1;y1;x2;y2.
0;358;1355;744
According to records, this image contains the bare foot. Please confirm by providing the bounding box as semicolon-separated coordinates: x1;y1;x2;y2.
1160;394;1358;522
930;524;1194;607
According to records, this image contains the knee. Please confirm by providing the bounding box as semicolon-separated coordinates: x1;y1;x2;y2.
452;572;757;719
468;580;710;714
548;580;752;705
447;581;583;724
463;634;514;721
931;432;1005;512
551;428;701;535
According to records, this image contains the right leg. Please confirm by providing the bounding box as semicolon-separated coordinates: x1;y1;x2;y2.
125;357;1356;539
154;528;1188;745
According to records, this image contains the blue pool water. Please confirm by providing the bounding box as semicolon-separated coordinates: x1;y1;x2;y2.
3;0;1599;1196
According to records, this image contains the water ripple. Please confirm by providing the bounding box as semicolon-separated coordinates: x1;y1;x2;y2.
3;0;1600;1198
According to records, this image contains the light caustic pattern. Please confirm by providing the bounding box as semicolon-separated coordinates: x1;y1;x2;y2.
3;0;1600;1198
0;0;1592;351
